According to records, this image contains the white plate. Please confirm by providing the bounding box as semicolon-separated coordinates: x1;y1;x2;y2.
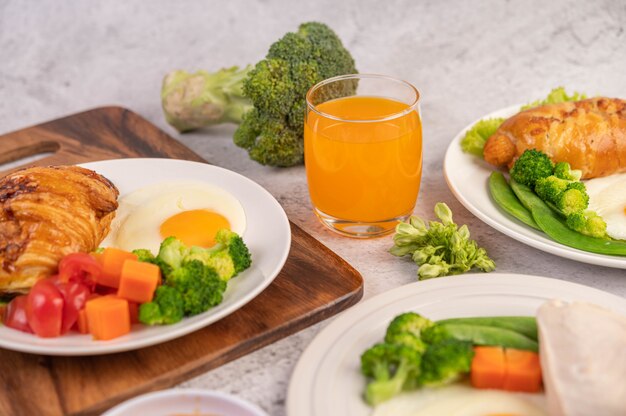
102;388;268;416
286;273;626;416
444;105;626;268
0;158;290;355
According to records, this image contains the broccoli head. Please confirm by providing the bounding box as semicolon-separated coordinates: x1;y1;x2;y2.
168;259;227;315
535;176;569;203
554;161;582;181
384;332;427;354
235;22;357;166
418;340;474;387
183;229;252;281
555;188;589;215
139;285;184;325
360;343;422;406
132;249;156;263
385;312;435;341
566;211;607;238
510;149;554;187
157;236;189;278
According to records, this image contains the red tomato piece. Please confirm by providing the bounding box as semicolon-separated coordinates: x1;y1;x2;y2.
58;253;102;290
4;295;32;333
26;279;64;338
56;281;91;334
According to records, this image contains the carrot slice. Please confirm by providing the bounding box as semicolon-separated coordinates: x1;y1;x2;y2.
97;248;137;288
117;260;161;303
503;348;542;392
77;309;89;334
471;346;506;389
85;296;130;340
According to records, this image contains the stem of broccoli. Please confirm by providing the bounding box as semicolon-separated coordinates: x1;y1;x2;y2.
161;66;253;132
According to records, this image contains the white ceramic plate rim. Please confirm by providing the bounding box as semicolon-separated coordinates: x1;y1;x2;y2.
286;273;626;416
444;105;626;268
101;388;269;416
0;158;291;355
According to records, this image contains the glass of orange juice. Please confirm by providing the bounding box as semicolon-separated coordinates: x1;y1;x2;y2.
304;74;422;238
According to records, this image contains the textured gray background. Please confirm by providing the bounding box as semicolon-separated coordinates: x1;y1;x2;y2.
1;0;625;414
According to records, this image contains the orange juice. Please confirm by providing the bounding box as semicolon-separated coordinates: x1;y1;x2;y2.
305;96;422;223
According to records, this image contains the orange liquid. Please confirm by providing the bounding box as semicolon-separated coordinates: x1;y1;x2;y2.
305;96;422;222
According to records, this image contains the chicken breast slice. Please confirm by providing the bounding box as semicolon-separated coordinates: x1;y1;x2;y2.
537;300;626;416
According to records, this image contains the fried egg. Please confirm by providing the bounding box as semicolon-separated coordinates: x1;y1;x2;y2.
585;172;626;241
101;181;246;253
372;384;547;416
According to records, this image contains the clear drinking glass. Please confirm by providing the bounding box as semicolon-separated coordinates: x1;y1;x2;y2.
304;74;422;238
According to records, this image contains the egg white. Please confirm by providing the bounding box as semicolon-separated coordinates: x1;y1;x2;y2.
372;384;547;416
585;172;626;241
101;181;246;254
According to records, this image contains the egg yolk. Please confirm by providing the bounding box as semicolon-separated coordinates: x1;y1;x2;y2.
160;209;230;247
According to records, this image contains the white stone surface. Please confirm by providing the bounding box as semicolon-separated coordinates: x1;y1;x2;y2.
1;0;626;414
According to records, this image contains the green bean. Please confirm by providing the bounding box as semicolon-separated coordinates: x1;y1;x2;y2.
436;316;537;341
488;172;540;230
510;179;626;256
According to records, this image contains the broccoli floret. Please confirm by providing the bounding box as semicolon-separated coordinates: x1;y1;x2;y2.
566;181;586;193
535;176;569;203
510;149;554;187
385;312;434;341
183;229;251;281
139;286;184;325
162;22;356;167
418;340;474;387
168;260;226;315
555;188;589;215
132;249;156;263
385;332;427;354
360;343;422;406
157;236;189;278
566;211;607;238
554;161;582;181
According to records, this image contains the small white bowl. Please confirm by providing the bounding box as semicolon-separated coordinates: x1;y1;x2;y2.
102;388;269;416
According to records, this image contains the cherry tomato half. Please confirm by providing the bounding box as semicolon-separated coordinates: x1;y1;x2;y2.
26;279;64;337
56;281;91;334
58;253;102;289
4;295;32;333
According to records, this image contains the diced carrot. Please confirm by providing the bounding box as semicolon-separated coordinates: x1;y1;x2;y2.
117;260;160;304
77;309;89;334
128;302;139;324
471;346;506;389
97;248;137;288
503;348;542;392
85;296;131;341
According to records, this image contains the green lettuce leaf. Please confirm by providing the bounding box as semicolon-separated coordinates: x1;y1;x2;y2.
460;87;587;156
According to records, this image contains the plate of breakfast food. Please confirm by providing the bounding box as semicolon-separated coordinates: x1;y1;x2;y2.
287;273;626;416
444;88;626;268
0;158;291;355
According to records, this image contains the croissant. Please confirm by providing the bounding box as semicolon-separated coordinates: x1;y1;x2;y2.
0;166;118;293
483;97;626;179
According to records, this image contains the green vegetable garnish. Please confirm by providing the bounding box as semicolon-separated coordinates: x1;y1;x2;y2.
460;87;587;156
422;323;539;352
390;203;495;279
162;22;357;167
460;118;505;156
520;86;587;111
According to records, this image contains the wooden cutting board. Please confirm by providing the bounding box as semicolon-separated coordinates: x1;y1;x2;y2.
0;107;363;416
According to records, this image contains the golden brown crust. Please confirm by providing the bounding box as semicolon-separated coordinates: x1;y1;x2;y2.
0;166;118;293
482;97;626;178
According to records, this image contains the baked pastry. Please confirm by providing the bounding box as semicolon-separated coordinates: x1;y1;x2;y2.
0;166;118;293
483;97;626;179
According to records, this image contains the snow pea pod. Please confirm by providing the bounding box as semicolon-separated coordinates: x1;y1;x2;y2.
510;179;626;256
436;316;537;341
423;323;539;352
488;172;540;230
